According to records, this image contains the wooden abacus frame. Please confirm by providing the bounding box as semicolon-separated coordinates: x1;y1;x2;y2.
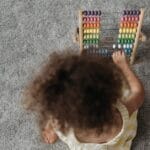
77;8;146;64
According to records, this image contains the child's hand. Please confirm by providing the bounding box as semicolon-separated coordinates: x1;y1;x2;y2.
42;128;58;144
112;50;129;69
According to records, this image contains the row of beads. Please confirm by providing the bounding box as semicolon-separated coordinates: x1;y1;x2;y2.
83;29;100;33
121;16;139;22
83;17;100;22
83;39;99;44
120;22;138;28
123;10;140;15
113;44;133;49
82;10;101;16
118;33;136;39
118;38;134;44
83;44;99;49
83;34;99;39
86;49;112;57
83;23;100;28
119;28;137;33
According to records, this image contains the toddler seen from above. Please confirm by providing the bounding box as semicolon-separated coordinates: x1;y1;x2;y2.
22;50;144;150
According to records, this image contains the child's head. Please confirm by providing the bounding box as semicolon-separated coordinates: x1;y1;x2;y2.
22;50;128;134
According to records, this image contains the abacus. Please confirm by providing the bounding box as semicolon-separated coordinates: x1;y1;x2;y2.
77;9;146;64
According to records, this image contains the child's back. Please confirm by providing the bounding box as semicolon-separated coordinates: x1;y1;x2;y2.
22;50;144;150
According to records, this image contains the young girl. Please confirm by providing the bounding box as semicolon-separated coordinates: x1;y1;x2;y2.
22;50;144;150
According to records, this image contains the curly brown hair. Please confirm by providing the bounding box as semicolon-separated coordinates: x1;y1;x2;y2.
22;49;128;135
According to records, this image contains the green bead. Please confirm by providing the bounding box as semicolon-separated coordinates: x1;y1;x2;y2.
83;40;87;44
118;39;121;43
131;39;134;43
124;39;127;44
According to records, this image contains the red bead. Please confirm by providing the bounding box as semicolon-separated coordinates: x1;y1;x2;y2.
128;17;132;21
124;16;128;21
131;16;135;21
83;17;87;21
135;16;139;21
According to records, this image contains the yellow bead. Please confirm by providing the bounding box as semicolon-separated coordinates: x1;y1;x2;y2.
129;28;132;33
133;28;137;33
126;28;129;33
119;28;122;33
124;28;127;33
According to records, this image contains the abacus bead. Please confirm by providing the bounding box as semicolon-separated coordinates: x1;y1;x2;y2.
134;23;138;28
128;17;132;21
125;34;128;38
120;22;124;28
83;11;87;15
131;39;134;43
123;28;126;33
92;11;95;15
87;11;91;15
130;23;134;28
124;39;127;44
96;39;99;44
118;44;122;49
130;10;134;15
121;39;124;44
126;28;130;33
119;28;122;33
98;10;101;15
118;39;121;43
121;17;124;21
96;34;99;39
126;44;130;48
118;34;122;38
95;11;98;15
123;10;127;15
128;34;131;39
113;44;116;49
135;16;139;21
83;39;87;44
133;10;137;15
130;44;133;48
127;10;130;15
97;17;100;21
123;44;127;48
131;34;135;39
137;10;141;15
133;28;136;33
124;16;128;21
121;34;125;38
83;17;87;21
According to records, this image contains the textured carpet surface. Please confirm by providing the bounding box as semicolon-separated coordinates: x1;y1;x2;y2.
0;0;150;150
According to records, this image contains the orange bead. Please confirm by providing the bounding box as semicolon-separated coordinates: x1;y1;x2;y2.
83;23;87;28
93;23;97;28
130;23;134;28
96;23;100;27
134;23;138;28
120;22;124;28
86;23;90;28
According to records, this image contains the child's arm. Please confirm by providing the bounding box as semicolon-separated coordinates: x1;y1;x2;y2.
112;51;144;115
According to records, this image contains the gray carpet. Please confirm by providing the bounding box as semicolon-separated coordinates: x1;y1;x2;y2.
0;0;150;150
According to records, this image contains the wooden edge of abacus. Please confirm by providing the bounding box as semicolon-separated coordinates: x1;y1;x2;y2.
130;8;145;65
79;10;83;54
